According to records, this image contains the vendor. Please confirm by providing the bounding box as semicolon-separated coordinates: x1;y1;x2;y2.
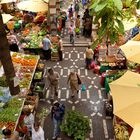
42;34;52;60
23;108;34;138
7;32;19;52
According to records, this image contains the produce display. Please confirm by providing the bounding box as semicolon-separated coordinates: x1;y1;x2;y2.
21;28;47;49
34;71;42;80
0;97;24;132
0;76;8;87
11;52;39;89
114;124;129;140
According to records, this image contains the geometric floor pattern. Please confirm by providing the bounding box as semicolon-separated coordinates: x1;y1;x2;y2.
38;47;114;140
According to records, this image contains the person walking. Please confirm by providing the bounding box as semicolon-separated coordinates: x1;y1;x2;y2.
61;12;67;37
74;2;80;18
75;15;80;38
69;23;75;45
67;69;82;98
47;68;60;99
42;34;52;60
51;102;65;140
68;4;73;20
32;121;45;140
85;46;94;69
57;35;64;61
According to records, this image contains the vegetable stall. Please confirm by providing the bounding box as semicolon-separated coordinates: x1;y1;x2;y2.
0;52;40;138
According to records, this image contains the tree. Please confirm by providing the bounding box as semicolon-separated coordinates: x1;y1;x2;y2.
0;13;20;95
90;0;125;47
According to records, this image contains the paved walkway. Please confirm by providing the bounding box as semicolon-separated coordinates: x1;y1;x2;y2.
37;47;114;140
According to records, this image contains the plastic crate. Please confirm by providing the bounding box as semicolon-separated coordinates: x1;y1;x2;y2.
33;82;46;99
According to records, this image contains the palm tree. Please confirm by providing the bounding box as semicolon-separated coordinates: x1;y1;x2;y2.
0;13;20;95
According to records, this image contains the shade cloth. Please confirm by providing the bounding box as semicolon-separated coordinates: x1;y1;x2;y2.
2;14;13;24
17;0;48;12
0;0;16;4
123;17;137;31
120;40;140;64
129;123;140;140
109;70;140;127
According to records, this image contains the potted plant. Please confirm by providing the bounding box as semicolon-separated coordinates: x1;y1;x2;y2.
61;110;90;140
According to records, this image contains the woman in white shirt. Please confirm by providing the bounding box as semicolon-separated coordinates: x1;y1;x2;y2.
32;121;45;140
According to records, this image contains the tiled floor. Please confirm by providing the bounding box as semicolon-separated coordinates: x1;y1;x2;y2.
37;47;114;140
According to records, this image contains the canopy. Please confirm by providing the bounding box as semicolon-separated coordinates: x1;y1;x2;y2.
0;0;16;3
2;14;13;23
109;70;140;127
17;0;48;12
123;17;137;31
120;40;140;64
129;123;140;140
43;0;49;3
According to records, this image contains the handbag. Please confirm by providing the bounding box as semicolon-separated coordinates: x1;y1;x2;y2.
77;74;81;85
81;84;86;92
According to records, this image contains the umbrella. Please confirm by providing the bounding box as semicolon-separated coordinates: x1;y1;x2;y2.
129;123;140;140
109;70;140;127
43;0;49;3
123;17;137;31
0;0;16;4
17;0;48;12
2;14;13;23
120;40;140;64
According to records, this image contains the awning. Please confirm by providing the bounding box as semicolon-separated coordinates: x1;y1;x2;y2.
17;0;48;12
0;0;16;4
120;40;140;64
109;70;140;127
2;14;13;23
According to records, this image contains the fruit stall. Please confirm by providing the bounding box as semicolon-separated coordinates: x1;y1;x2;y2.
0;52;41;138
114;116;133;140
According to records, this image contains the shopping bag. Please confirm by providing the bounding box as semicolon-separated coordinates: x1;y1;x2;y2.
81;84;86;92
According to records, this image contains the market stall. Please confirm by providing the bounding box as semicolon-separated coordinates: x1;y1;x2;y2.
20;25;48;56
0;52;40;138
109;70;140;140
50;35;59;61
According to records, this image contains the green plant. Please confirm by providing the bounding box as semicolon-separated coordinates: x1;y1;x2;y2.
61;110;90;140
90;0;124;47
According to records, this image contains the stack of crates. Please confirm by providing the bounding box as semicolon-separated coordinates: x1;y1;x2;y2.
108;45;118;56
98;46;107;60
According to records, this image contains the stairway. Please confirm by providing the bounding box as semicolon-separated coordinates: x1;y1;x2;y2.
62;31;92;47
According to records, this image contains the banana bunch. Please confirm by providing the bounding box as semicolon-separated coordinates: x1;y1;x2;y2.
114;124;129;140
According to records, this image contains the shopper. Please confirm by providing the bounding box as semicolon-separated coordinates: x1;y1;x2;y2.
42;34;52;60
67;69;82;98
47;68;60;99
69;23;75;45
82;0;87;9
75;15;80;38
84;17;92;37
7;32;19;52
74;2;80;18
32;121;45;140
68;4;73;19
58;35;64;61
51;102;65;140
61;13;67;37
85;46;94;69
